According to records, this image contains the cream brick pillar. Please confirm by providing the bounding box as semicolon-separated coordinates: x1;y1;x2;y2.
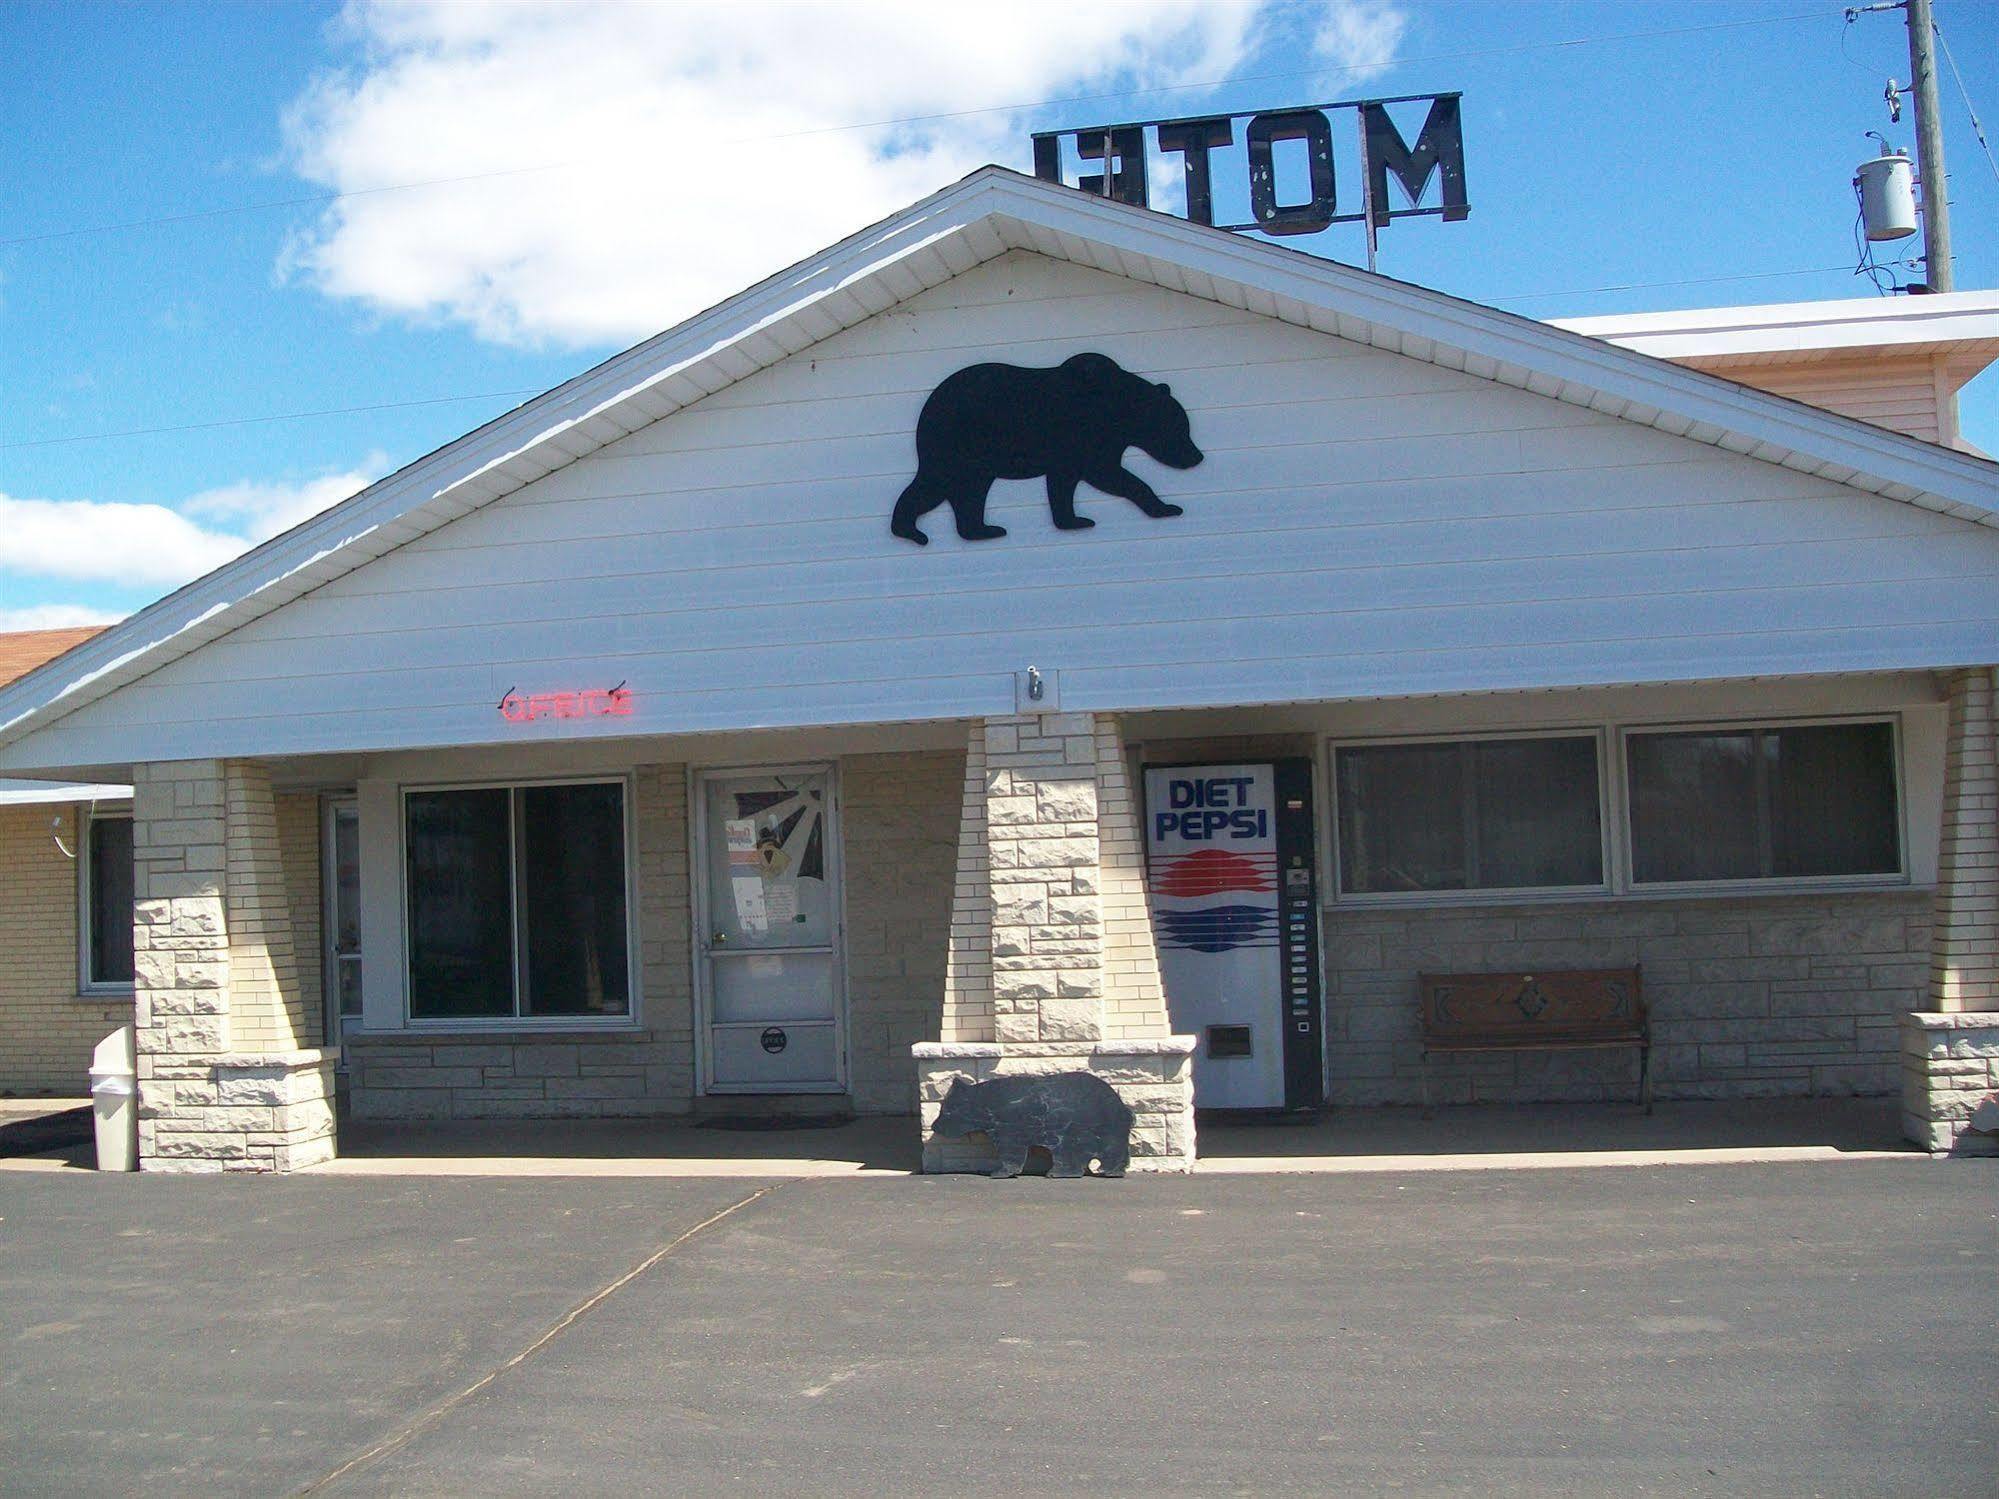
938;723;995;1044
133;760;337;1173
1904;667;1999;1155
916;713;1195;1172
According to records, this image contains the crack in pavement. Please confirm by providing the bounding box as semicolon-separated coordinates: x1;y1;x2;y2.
291;1179;793;1495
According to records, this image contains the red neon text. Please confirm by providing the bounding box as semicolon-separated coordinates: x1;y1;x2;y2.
499;687;633;723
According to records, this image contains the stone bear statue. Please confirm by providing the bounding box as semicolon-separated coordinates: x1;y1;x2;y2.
889;352;1203;545
930;1071;1134;1178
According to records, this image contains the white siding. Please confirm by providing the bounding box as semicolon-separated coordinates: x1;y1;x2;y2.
1699;354;1947;445
8;252;1998;768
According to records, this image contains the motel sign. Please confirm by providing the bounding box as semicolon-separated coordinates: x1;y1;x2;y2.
1032;92;1467;266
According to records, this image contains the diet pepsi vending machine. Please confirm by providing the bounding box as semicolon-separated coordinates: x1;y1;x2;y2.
1142;760;1324;1113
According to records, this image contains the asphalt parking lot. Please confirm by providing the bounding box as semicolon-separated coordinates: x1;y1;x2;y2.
0;1160;1992;1497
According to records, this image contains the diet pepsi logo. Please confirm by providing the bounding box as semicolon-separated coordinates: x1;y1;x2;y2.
1147;770;1280;955
1150;848;1278;953
1152;774;1269;843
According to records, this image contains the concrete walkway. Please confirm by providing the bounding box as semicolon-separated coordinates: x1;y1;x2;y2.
1197;1097;1918;1172
323;1097;1914;1177
0;1097;91;1161
1;1097;1920;1177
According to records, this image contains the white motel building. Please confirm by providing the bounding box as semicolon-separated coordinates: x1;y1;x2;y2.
0;168;1995;1171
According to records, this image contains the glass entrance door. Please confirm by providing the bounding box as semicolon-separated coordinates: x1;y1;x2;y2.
697;769;844;1092
322;797;362;1051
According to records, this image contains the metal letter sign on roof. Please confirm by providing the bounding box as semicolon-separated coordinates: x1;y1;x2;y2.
1032;93;1468;268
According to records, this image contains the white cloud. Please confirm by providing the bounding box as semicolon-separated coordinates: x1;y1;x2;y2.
183;455;385;539
0;494;253;587
0;462;379;591
282;0;1406;347
0;603;124;631
1313;0;1407;78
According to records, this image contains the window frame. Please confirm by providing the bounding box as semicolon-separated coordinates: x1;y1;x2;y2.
76;804;136;997
321;794;362;1048
1325;728;1614;908
1616;713;1909;895
398;774;642;1032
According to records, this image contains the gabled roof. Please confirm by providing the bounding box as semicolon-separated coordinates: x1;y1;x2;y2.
2;165;1994;758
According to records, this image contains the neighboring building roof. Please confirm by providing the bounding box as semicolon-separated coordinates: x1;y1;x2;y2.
1551;290;1999;368
0;166;1993;762
0;630;126;803
0;627;105;688
1556;292;1999;452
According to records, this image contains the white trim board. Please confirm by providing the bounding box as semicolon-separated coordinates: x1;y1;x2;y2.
1554;290;1999;365
0;166;1992;769
0;779;129;807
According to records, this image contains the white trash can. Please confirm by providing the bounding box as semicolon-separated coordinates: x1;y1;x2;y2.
89;1025;138;1172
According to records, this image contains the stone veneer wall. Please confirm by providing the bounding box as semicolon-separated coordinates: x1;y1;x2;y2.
1324;889;1934;1104
918;713;1195;1172
1901;1012;1999;1155
0;802;133;1094
132;760;336;1172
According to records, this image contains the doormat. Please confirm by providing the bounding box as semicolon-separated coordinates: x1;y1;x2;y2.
0;1106;92;1158
696;1113;853;1132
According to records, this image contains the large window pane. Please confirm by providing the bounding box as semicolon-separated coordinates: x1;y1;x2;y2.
406;789;513;1019
1337;741;1465;894
1628;731;1760;883
1472;738;1603;888
1769;723;1899;877
1629;722;1900;884
87;815;134;986
1336;737;1601;895
519;783;630;1017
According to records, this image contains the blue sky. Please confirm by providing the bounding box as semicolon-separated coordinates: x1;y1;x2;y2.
2;0;1993;629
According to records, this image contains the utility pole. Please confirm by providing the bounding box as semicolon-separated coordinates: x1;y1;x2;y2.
1905;0;1953;291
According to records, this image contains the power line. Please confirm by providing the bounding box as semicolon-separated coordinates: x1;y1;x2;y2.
1931;18;1999;186
1;10;1823;250
0;389;541;451
1496;261;1901;302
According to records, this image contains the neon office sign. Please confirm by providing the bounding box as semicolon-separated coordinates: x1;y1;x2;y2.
497;684;633;724
1031;93;1467;264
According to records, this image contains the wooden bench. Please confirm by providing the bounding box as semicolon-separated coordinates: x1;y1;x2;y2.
1417;967;1650;1112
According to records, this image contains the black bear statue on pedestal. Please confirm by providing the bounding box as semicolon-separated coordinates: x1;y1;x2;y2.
930;1072;1134;1178
889;352;1202;545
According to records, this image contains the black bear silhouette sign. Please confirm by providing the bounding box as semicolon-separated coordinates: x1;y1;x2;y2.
889;352;1203;546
